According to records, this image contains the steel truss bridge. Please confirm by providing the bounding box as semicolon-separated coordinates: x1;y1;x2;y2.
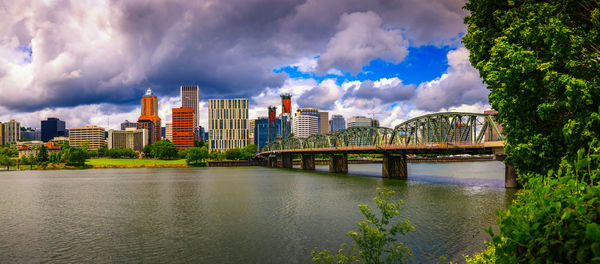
258;112;517;188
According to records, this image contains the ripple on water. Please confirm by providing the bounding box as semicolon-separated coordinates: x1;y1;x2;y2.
0;164;514;263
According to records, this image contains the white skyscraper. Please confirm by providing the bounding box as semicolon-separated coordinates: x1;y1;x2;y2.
293;115;319;138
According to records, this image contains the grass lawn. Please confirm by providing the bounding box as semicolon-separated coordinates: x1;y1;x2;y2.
86;158;187;167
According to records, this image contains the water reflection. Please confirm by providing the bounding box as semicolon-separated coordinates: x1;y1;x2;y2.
0;163;515;263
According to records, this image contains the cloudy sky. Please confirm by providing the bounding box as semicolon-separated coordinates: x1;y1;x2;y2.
0;0;489;130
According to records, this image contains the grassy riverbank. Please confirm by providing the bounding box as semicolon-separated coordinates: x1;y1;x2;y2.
86;158;187;168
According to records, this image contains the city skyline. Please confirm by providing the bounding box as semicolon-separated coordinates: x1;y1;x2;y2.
0;0;490;130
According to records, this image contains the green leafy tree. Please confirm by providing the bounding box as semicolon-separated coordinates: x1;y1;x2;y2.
67;148;87;167
186;147;208;166
150;140;178;159
463;0;600;180
0;155;13;171
37;145;49;163
98;145;108;157
463;1;600;263
312;188;414;264
143;144;153;158
178;148;190;159
225;148;242;160
194;140;205;148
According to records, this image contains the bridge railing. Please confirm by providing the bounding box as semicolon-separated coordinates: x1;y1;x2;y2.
259;112;504;153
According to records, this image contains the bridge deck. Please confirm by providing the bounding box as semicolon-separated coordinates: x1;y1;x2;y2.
258;141;505;156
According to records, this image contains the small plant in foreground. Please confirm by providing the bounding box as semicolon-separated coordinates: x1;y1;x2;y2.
312;188;415;264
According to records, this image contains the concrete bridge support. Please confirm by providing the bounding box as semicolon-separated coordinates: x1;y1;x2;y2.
301;154;316;170
268;156;278;167
382;153;407;179
329;154;348;173
279;153;293;169
494;154;520;188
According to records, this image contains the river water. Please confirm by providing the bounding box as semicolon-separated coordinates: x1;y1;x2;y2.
0;162;515;263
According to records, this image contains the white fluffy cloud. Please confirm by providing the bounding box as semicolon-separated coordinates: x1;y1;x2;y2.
413;47;488;111
317;11;408;75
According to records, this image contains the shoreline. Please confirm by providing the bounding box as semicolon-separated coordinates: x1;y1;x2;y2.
0;156;497;171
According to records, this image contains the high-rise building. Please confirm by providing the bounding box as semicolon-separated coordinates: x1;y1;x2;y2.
21;128;42;140
347;116;373;128
4;120;20;143
165;122;173;142
41;117;66;142
208;98;249;152
293;115;319;138
172;107;194;149
161;127;166;139
181;85;199;140
108;128;148;152
254;117;281;150
69;125;106;150
198;126;207;142
137;88;161;144
296;108;328;133
120;120;138;130
329;115;346;132
249;119;255;145
0;122;4;145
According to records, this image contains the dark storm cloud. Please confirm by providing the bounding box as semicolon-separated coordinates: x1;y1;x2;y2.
0;0;468;113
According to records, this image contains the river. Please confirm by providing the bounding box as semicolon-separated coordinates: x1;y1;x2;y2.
0;161;515;263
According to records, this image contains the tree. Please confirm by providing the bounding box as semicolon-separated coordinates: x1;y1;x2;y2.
186;147;208;166
225;148;242;160
37;145;48;163
463;0;600;180
98;145;108;157
463;1;600;263
143;144;153;158
67;148;87;167
150;140;178;159
194;140;205;148
312;188;414;263
242;144;258;160
0;155;12;171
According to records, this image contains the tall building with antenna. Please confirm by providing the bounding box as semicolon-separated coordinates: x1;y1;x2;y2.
137;88;161;144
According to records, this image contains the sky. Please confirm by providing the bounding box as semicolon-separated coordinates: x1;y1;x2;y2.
0;0;490;130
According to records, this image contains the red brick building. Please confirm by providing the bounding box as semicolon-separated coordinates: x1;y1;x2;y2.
172;107;194;149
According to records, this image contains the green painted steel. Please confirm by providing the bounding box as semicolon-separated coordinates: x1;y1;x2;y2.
260;112;504;152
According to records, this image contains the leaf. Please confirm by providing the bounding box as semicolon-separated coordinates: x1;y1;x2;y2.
588;223;600;242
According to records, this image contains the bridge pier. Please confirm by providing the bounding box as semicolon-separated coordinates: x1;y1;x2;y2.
382;153;407;179
268;156;278;167
495;154;521;188
301;154;315;170
279;153;293;169
329;154;348;173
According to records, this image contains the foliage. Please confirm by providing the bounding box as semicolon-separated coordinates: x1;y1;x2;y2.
224;144;258;160
66;147;87;167
312;188;414;264
0;146;18;157
86;158;186;167
463;0;600;180
194;140;205;148
178;148;190;159
98;145;108;157
0;155;13;170
36;145;48;163
186;146;208;166
105;148;138;158
143;144;153;158
150;140;178;159
467;152;600;263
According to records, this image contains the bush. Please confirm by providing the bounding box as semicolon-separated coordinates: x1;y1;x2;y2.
225;148;242;160
67;147;87;167
150;140;178;159
186;147;208;166
106;148;138;158
312;188;414;263
468;149;600;263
